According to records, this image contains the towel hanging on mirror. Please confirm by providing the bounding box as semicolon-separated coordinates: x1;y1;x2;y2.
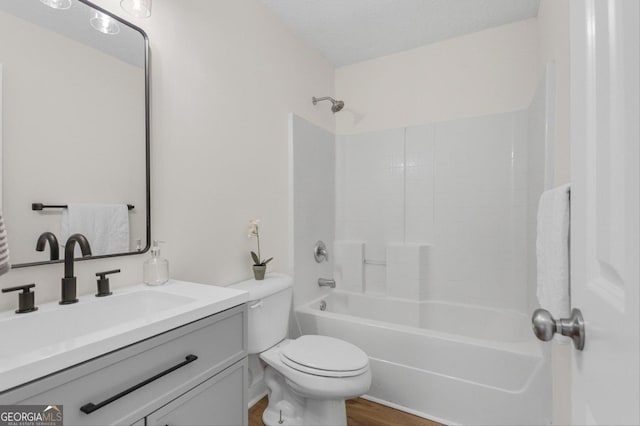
61;204;130;256
0;212;11;276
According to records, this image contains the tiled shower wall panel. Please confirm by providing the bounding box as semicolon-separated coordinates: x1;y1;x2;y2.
336;111;531;313
336;129;405;295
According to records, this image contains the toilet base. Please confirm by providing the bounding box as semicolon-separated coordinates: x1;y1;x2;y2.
262;399;347;426
262;365;348;426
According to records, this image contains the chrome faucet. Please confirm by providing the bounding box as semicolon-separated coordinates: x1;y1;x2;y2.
318;278;336;288
60;234;92;305
36;232;60;261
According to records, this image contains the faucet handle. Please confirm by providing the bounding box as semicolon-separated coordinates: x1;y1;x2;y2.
314;241;329;263
95;269;120;297
2;284;38;314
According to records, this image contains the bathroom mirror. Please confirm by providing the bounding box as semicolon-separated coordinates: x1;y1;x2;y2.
0;0;149;267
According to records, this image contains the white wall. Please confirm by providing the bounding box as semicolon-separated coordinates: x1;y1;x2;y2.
335;19;539;135
0;0;335;311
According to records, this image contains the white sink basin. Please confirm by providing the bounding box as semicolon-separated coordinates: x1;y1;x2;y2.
0;280;248;392
0;291;194;358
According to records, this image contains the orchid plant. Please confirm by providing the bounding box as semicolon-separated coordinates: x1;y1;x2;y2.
248;219;273;266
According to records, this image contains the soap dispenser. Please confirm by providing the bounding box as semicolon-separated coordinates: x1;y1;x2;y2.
144;240;169;286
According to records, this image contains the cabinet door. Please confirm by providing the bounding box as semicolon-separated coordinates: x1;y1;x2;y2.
147;359;247;426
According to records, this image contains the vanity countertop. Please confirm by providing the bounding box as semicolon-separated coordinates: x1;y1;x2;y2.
0;280;248;393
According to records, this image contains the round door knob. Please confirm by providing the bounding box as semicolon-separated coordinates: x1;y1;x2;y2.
531;308;585;350
532;309;556;341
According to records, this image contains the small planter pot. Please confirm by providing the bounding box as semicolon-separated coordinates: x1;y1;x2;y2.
252;265;266;280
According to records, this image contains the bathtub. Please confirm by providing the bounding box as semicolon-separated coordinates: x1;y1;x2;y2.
295;291;551;425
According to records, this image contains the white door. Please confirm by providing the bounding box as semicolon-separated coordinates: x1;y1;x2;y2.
570;0;639;424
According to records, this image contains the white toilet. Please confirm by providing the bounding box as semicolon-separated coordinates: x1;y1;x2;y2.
232;273;371;426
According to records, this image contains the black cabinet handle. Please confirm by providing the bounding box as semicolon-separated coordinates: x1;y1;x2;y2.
80;354;198;415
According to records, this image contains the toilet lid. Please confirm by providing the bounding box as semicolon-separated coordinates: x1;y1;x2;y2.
280;335;369;378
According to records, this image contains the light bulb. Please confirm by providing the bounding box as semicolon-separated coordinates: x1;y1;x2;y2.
90;11;120;35
120;0;151;18
40;0;72;10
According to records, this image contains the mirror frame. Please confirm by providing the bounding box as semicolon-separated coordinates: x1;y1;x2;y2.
11;0;151;268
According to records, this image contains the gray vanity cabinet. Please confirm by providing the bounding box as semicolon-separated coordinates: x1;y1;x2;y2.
0;304;248;426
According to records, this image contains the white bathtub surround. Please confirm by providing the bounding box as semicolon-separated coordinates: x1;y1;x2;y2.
386;243;432;300
336;111;530;312
536;184;570;319
289;115;335;307
296;291;550;425
325;72;557;425
333;240;364;292
526;65;557;315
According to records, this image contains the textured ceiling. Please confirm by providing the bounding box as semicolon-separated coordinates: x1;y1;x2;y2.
262;0;540;67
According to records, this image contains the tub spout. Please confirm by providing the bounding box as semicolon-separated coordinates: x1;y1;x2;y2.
318;278;336;288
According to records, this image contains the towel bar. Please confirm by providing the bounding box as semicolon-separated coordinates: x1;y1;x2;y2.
32;203;135;211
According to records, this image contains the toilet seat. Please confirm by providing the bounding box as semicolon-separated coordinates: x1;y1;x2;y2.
280;335;369;378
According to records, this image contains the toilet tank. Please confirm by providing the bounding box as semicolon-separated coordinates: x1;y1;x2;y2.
230;273;293;354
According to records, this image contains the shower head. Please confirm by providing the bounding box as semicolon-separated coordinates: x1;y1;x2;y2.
312;96;345;113
331;100;344;113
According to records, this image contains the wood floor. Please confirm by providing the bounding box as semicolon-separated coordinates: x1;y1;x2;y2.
249;396;443;426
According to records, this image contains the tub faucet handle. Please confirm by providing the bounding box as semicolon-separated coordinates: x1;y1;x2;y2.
314;241;328;263
318;278;336;288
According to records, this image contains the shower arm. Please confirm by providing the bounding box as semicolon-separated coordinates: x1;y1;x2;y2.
312;96;331;104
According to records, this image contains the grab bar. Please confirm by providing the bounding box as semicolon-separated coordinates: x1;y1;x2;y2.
364;259;386;266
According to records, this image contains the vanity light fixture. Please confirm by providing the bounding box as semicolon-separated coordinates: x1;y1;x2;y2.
120;0;151;18
90;11;120;35
39;0;72;10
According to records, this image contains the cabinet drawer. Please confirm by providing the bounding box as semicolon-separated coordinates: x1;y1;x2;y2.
1;305;246;426
147;358;248;426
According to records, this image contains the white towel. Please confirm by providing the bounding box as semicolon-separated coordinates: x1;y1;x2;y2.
61;204;130;256
0;212;10;276
536;184;571;319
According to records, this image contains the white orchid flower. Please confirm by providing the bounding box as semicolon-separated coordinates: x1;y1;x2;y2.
248;219;260;238
246;219;272;268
